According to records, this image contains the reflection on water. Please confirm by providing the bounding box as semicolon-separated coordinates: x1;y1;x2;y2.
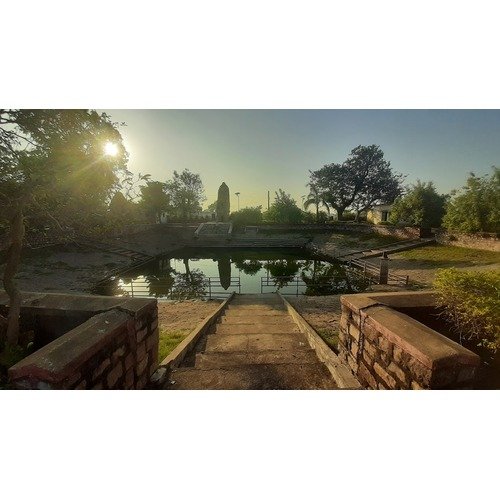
93;248;370;299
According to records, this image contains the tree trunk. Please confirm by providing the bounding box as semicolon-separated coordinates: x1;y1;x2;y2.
2;205;25;348
336;208;343;221
315;204;319;224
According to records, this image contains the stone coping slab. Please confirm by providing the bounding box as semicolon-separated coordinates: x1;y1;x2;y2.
340;291;480;370
0;291;156;319
9;309;130;384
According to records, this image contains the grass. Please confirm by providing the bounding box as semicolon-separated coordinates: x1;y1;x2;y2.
158;328;190;361
316;328;339;352
397;243;500;266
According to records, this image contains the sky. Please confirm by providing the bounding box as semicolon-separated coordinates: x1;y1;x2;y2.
101;110;500;210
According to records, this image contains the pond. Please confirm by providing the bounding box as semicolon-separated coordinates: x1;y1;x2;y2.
93;248;371;300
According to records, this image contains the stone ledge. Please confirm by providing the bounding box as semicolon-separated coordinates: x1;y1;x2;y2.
362;306;480;370
0;291;156;319
8;309;130;383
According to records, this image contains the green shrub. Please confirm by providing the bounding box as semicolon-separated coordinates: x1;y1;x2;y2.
433;268;500;351
230;206;263;227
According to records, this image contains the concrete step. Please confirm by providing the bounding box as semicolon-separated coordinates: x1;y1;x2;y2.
218;315;294;325
195;349;319;369
225;304;286;312
215;323;299;335
223;308;285;316
205;333;308;353
167;364;337;389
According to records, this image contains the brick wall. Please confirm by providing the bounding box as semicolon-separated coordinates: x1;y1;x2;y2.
338;291;481;389
2;292;158;389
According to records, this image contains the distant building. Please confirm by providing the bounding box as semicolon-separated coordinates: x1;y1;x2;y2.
367;204;393;224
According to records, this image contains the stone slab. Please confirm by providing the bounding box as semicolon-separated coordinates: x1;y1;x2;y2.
195;349;320;369
168;363;337;389
215;323;299;335
205;333;307;353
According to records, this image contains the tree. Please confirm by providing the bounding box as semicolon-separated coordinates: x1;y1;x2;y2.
303;183;330;223
164;169;206;224
390;181;447;228
309;145;404;220
230;206;263;227
138;181;169;223
0;109;128;351
443;168;500;233
264;189;303;224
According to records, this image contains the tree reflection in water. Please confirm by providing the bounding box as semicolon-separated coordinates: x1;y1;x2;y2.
170;269;207;299
232;258;263;276
144;257;176;297
264;259;301;289
301;261;370;295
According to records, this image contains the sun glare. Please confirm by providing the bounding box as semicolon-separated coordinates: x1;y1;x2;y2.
104;141;119;157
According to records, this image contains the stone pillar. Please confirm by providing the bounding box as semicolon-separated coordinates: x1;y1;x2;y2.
216;182;230;222
379;252;389;284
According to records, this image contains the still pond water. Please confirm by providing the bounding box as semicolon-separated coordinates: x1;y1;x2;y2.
94;248;370;300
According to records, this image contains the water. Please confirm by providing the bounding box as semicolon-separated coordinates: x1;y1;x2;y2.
93;248;370;299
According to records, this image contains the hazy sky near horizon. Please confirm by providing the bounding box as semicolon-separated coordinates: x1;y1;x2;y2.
102;109;500;210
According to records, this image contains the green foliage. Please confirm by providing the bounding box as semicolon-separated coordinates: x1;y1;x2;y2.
443;168;500;233
158;328;188;362
390;180;447;228
264;189;303;223
164;169;206;223
309;145;404;220
433;268;500;351
304;183;330;222
138;181;169;222
398;243;500;265
230;206;263;227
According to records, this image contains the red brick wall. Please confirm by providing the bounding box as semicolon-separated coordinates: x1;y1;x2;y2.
4;293;159;390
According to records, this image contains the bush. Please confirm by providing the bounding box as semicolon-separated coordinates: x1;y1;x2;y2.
230;206;263;227
433;268;500;351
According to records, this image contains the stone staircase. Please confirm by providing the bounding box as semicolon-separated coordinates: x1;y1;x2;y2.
166;294;337;389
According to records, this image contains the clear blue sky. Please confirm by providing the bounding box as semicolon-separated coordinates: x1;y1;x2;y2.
102;110;500;210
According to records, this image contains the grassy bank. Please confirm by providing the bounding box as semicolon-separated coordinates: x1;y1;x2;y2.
397;244;500;266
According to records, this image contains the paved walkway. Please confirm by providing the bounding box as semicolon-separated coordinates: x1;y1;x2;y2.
166;294;337;389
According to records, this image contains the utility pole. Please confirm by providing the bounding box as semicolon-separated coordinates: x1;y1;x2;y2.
235;192;240;211
267;190;270;210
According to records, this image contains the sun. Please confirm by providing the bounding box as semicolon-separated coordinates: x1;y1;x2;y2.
104;141;119;157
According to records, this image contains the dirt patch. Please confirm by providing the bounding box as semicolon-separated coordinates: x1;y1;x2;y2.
311;232;403;258
157;299;222;331
157;299;223;361
287;295;342;350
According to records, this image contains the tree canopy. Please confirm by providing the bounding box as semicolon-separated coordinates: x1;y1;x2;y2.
164;169;206;223
308;145;404;220
442;168;500;233
0;109;128;350
138;181;169;223
265;189;303;223
390;181;447;228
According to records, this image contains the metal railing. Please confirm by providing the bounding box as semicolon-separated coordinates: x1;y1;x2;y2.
116;276;241;299
346;258;409;286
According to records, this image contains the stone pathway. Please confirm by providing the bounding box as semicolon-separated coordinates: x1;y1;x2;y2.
335;238;435;262
166;294;337;389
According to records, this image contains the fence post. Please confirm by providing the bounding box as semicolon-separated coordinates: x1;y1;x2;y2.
379;252;389;285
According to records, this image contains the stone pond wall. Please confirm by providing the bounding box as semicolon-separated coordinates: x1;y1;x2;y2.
1;292;158;389
338;291;481;389
434;229;500;252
